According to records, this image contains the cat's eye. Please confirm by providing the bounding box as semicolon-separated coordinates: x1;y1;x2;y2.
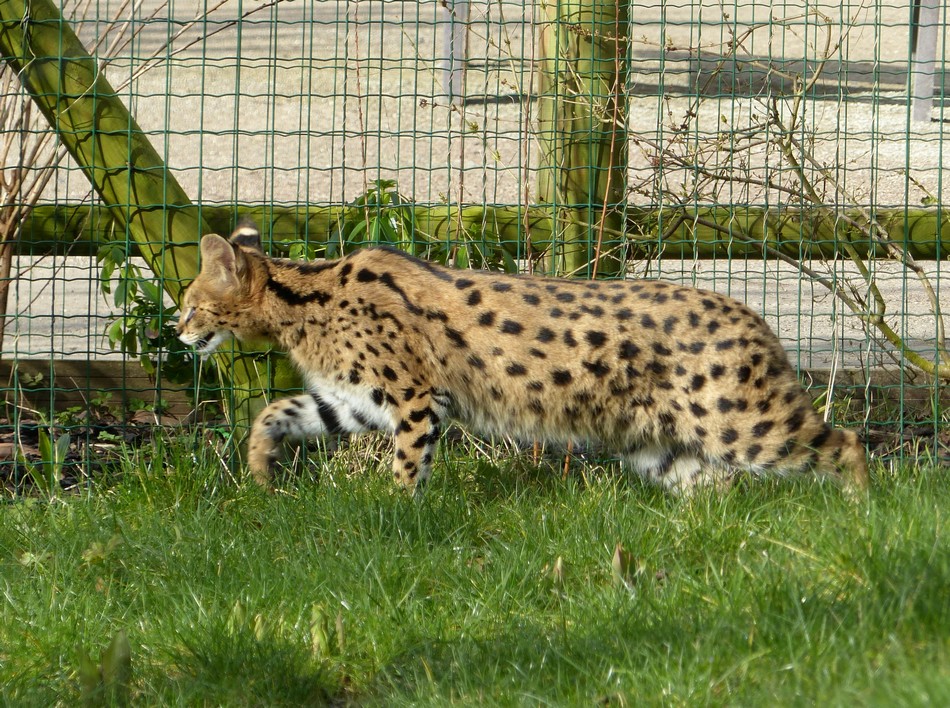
182;307;196;325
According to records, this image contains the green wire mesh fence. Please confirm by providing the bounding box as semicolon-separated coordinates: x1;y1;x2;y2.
1;0;948;485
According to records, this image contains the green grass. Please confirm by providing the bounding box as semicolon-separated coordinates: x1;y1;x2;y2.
1;434;949;706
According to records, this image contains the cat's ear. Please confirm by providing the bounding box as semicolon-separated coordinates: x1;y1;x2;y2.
199;233;250;292
229;218;263;252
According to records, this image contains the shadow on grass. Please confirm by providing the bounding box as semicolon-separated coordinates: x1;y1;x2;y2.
160;626;335;706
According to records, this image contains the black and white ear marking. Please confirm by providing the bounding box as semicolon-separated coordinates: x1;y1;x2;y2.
230;218;263;252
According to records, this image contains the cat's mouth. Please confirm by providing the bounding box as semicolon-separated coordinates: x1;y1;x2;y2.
182;331;231;359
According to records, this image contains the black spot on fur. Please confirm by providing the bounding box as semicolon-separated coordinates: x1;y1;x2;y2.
717;397;734;413
658;411;676;431
356;268;377;282
551;370;573;386
312;394;343;435
467;354;485;370
409;407;432;423
641;314;656;329
710;364;726;379
583;360;611;378
652;343;672;356
466;290;482;306
563;331;578;347
752;420;774;437
491;282;513;293
411;430;439;449
478;311;496;327
455;278;475;289
619;341;640;359
785;408;806;433
715;339;735;351
445;327;468;349
586;331;608;347
523;293;540;305
266;278;332;307
690;374;706;391
501;320;524;335
736;365;751;383
690;402;708;417
382;366;398;382
721;428;738;444
378;272;423;315
537;327;556;343
506;363;528;376
809;426;832;450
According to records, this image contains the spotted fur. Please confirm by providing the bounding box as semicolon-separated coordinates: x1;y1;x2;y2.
177;220;868;494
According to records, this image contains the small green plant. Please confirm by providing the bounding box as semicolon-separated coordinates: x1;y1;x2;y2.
76;630;132;706
334;178;416;250
17;426;70;497
98;242;195;385
320;179;517;271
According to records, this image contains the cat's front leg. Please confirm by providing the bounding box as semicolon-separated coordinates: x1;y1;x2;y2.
247;391;377;485
390;389;450;493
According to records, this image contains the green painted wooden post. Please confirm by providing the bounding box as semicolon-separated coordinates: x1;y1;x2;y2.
536;0;629;277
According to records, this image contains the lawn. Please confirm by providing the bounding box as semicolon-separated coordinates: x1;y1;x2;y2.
1;433;948;706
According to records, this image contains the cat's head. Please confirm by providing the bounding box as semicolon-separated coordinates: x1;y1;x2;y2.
177;220;265;358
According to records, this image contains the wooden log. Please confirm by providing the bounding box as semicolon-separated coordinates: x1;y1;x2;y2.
15;203;950;261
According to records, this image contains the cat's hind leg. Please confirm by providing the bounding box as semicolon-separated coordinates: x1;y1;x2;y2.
623;444;731;493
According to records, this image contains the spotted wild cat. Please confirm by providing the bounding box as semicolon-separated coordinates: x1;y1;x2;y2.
176;220;868;493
